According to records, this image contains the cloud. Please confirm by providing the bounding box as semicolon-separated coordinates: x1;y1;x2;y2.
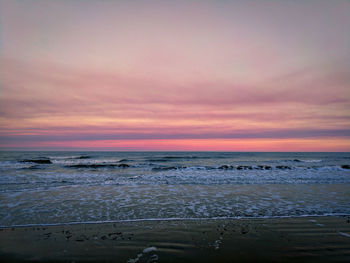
1;58;349;119
1;127;349;144
1;0;349;150
1;57;349;151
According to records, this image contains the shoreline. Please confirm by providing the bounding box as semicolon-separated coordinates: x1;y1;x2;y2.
2;213;350;229
1;215;350;262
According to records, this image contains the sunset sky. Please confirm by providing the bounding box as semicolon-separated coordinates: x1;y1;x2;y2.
1;0;349;151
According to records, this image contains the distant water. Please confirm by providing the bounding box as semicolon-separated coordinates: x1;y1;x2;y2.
1;151;349;227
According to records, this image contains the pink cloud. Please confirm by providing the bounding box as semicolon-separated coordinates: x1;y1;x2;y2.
1;0;349;151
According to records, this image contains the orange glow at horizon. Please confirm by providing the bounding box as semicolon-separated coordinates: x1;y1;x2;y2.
1;138;349;152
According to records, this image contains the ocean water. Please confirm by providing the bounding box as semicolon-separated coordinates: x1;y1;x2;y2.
0;151;349;227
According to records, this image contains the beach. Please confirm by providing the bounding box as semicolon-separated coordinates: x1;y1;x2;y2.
1;152;350;262
1;216;350;262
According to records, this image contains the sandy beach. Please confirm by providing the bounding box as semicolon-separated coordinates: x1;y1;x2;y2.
1;216;350;262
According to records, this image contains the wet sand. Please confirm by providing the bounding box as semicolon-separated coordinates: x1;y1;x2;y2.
1;216;350;262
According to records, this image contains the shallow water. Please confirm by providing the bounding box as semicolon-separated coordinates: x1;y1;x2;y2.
1;152;349;226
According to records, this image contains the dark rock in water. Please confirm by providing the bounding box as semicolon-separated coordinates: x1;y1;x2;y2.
293;159;301;162
257;165;272;170
236;165;253;170
21;159;52;164
341;165;350;169
118;163;130;168
276;165;292;170
218;165;233;170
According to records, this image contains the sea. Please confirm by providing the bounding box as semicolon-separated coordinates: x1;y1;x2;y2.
0;151;349;227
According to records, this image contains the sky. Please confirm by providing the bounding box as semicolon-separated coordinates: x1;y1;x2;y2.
0;0;349;151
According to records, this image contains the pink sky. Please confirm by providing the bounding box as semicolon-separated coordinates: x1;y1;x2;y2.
0;0;349;151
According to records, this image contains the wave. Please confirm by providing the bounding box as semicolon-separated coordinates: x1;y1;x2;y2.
145;155;212;162
73;155;91;159
150;165;290;171
3;160;349;171
118;159;132;162
152;166;187;171
279;159;322;163
162;156;201;159
66;163;130;169
298;159;322;163
48;155;92;160
146;159;171;162
2;213;349;228
150;164;288;171
146;157;325;163
20;165;43;170
150;164;350;171
218;165;273;170
21;159;52;164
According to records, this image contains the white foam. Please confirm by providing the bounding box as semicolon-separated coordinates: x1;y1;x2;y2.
213;239;221;250
143;247;157;253
128;248;157;263
2;214;350;228
127;253;142;263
